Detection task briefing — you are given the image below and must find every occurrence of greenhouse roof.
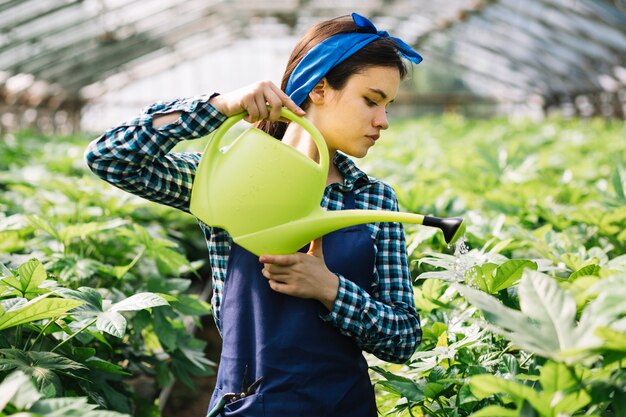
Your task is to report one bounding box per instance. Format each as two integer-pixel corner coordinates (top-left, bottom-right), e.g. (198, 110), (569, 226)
(1, 0), (625, 106)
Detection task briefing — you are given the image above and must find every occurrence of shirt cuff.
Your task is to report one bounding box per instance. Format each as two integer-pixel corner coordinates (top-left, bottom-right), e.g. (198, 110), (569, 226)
(148, 93), (227, 139)
(320, 273), (364, 326)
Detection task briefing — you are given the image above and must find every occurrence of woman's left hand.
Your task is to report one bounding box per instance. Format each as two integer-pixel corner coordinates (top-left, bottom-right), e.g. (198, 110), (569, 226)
(260, 238), (338, 311)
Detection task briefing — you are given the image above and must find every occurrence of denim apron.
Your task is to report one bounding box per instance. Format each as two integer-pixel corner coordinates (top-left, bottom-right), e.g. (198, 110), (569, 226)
(207, 191), (377, 417)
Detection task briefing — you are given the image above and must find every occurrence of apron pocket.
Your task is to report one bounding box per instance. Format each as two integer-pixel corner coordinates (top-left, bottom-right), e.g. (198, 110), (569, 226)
(210, 387), (265, 417)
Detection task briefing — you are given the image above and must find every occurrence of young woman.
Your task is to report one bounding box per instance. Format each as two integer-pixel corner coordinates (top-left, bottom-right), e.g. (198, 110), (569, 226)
(86, 13), (423, 417)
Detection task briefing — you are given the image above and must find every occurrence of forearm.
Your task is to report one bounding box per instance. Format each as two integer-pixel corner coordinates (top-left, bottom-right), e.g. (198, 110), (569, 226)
(321, 274), (421, 363)
(84, 95), (226, 212)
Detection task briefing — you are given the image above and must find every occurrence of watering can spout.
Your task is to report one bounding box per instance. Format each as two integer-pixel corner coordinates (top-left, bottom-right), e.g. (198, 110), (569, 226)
(234, 209), (466, 256)
(423, 216), (465, 246)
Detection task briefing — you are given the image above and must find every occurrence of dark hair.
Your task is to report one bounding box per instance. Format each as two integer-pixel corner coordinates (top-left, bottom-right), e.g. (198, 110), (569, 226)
(257, 15), (408, 138)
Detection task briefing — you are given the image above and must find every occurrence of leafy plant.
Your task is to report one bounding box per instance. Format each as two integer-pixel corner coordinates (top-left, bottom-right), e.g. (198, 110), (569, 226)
(0, 370), (131, 416)
(0, 132), (215, 416)
(362, 115), (626, 416)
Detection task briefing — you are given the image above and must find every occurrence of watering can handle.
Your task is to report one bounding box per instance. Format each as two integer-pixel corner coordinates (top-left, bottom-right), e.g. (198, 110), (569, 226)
(206, 108), (330, 176)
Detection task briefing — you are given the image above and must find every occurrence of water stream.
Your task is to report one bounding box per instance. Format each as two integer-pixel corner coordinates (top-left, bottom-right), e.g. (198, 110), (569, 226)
(450, 237), (473, 282)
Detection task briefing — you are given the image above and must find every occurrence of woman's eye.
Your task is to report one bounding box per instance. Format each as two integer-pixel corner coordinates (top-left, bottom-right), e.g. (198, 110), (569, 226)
(364, 98), (377, 107)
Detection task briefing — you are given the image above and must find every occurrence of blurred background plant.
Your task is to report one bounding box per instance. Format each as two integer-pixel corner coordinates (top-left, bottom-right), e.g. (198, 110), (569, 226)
(2, 0), (626, 415)
(1, 132), (214, 416)
(362, 115), (626, 417)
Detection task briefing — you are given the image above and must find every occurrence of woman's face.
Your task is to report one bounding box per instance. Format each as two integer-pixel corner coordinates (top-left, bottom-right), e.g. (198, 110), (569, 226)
(313, 66), (401, 158)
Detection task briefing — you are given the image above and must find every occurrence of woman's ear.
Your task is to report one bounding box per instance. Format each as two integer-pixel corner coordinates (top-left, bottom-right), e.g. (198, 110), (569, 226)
(308, 78), (329, 105)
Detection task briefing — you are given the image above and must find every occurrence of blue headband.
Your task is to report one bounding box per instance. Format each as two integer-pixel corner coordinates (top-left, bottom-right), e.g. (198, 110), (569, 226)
(285, 13), (423, 106)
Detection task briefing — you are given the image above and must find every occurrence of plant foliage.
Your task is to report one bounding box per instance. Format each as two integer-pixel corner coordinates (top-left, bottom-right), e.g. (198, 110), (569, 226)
(362, 115), (626, 417)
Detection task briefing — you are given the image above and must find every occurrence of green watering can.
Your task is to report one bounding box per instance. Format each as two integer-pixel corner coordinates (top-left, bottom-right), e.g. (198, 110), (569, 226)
(189, 108), (465, 255)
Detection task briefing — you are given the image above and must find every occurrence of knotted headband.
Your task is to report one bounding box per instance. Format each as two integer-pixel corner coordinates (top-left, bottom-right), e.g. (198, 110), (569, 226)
(285, 13), (423, 106)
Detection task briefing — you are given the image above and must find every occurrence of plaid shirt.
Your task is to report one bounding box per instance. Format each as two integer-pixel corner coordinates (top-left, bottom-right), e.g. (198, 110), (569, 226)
(85, 95), (421, 363)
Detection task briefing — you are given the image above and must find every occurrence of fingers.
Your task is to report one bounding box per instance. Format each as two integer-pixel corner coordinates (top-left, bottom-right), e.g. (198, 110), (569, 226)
(212, 80), (305, 121)
(268, 83), (305, 117)
(265, 88), (283, 122)
(259, 254), (300, 280)
(239, 81), (304, 123)
(259, 254), (298, 267)
(261, 265), (289, 279)
(243, 93), (268, 123)
(267, 279), (288, 293)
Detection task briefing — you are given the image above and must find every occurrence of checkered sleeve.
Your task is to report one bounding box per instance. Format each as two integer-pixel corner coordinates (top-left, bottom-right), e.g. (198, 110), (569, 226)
(321, 182), (422, 363)
(84, 94), (227, 212)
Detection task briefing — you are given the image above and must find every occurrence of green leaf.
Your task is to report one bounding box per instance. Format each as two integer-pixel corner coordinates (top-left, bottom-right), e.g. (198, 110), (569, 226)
(111, 248), (144, 280)
(580, 274), (626, 331)
(27, 215), (62, 241)
(152, 310), (183, 350)
(0, 262), (14, 279)
(96, 311), (126, 338)
(109, 292), (168, 312)
(469, 405), (518, 417)
(414, 285), (441, 312)
(0, 371), (32, 411)
(470, 374), (546, 410)
(86, 358), (132, 376)
(71, 347), (96, 362)
(611, 165), (626, 202)
(371, 366), (425, 403)
(538, 361), (577, 394)
(0, 350), (88, 395)
(17, 260), (47, 295)
(492, 260), (537, 293)
(153, 247), (190, 275)
(29, 396), (94, 414)
(0, 270), (23, 294)
(519, 400), (540, 417)
(499, 354), (520, 377)
(569, 264), (601, 281)
(57, 287), (103, 314)
(178, 344), (215, 371)
(552, 390), (591, 415)
(456, 270), (595, 361)
(0, 371), (42, 410)
(595, 327), (626, 352)
(456, 283), (551, 356)
(428, 366), (446, 382)
(58, 257), (103, 282)
(0, 349), (87, 373)
(424, 382), (445, 398)
(86, 410), (133, 417)
(170, 294), (211, 316)
(612, 389), (626, 417)
(518, 270), (577, 351)
(470, 374), (525, 400)
(147, 277), (191, 294)
(0, 296), (84, 331)
(467, 263), (498, 293)
(59, 219), (128, 244)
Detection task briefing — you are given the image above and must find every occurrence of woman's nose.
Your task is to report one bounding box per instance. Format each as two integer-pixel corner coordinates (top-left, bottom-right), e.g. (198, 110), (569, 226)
(373, 108), (389, 130)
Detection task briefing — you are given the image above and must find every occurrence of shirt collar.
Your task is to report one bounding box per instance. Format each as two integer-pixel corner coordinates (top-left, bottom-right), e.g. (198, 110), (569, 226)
(332, 152), (371, 189)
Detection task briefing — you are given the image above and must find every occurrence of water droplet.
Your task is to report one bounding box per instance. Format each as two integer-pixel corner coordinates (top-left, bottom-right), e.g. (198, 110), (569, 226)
(451, 236), (471, 282)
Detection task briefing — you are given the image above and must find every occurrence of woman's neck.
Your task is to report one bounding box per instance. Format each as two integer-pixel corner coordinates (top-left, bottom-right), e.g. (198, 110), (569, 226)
(282, 123), (343, 185)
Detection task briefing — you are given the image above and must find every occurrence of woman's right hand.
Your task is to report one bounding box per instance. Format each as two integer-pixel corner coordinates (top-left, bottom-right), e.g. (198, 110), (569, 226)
(209, 80), (305, 123)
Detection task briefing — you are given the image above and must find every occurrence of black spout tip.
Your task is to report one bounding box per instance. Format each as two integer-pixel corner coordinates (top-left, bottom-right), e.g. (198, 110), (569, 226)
(423, 216), (465, 244)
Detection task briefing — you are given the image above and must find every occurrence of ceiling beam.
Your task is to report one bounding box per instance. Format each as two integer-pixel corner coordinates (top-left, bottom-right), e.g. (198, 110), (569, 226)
(80, 30), (236, 98)
(1, 0), (223, 73)
(531, 0), (626, 55)
(475, 4), (601, 91)
(0, 0), (81, 32)
(62, 17), (232, 92)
